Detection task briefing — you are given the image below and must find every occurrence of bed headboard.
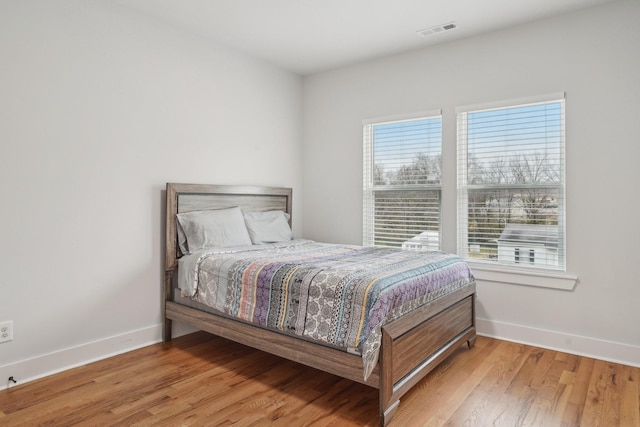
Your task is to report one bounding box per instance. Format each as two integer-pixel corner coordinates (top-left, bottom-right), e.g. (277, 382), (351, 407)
(165, 183), (293, 271)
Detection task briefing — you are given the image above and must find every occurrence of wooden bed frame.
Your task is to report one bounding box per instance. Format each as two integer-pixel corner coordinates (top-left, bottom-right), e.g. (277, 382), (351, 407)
(163, 183), (476, 426)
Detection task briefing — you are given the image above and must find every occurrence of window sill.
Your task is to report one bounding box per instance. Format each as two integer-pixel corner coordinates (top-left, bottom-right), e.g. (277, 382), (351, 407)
(468, 263), (578, 291)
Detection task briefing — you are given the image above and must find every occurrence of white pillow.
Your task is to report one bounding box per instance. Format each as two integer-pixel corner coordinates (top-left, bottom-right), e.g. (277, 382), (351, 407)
(176, 220), (191, 255)
(176, 207), (252, 253)
(242, 210), (293, 244)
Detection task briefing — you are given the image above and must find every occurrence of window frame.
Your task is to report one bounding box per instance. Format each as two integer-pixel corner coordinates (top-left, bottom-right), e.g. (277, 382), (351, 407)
(363, 110), (443, 250)
(456, 93), (575, 286)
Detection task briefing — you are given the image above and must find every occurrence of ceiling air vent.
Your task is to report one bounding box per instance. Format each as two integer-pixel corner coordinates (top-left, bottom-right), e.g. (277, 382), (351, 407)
(417, 22), (457, 37)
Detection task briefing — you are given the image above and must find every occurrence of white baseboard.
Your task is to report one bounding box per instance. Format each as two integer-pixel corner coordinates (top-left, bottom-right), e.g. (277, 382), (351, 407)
(3, 320), (638, 392)
(476, 318), (640, 368)
(0, 324), (163, 391)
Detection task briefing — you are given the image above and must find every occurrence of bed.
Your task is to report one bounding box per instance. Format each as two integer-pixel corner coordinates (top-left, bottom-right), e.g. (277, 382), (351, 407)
(163, 183), (476, 426)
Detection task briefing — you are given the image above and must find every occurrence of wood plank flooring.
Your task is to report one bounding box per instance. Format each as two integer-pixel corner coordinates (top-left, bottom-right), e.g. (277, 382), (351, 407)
(1, 331), (638, 426)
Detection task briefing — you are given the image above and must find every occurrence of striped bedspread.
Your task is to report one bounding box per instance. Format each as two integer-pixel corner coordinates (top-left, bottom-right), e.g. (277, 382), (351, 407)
(178, 240), (475, 379)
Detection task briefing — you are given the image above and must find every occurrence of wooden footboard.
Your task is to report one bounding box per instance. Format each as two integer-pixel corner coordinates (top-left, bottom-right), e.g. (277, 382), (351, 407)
(379, 285), (476, 425)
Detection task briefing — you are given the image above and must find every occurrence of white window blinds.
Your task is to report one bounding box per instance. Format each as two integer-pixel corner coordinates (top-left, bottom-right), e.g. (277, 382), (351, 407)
(363, 112), (442, 250)
(457, 95), (566, 270)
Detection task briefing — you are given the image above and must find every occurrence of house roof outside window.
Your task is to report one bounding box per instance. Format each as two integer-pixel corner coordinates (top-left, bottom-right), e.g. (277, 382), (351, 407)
(497, 223), (558, 248)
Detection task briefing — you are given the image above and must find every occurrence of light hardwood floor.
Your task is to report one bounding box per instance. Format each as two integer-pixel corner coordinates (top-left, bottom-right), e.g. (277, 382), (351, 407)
(1, 331), (638, 426)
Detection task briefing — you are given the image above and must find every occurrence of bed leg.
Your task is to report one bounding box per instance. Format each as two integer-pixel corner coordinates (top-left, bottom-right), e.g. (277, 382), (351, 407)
(379, 329), (399, 426)
(467, 334), (477, 349)
(163, 270), (174, 342)
(163, 318), (173, 342)
(380, 400), (400, 426)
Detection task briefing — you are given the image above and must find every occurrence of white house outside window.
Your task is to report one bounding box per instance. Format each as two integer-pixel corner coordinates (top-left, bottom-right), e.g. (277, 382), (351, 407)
(457, 95), (566, 271)
(363, 112), (442, 250)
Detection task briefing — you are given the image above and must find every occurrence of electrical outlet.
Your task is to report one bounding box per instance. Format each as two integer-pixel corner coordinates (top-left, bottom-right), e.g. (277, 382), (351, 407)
(0, 321), (13, 343)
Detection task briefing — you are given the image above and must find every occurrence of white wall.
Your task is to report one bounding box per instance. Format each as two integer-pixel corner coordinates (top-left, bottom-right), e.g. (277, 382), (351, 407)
(0, 0), (302, 386)
(302, 0), (640, 365)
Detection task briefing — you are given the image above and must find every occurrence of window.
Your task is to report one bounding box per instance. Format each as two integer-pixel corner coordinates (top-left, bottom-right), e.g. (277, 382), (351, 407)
(457, 95), (565, 271)
(363, 112), (442, 250)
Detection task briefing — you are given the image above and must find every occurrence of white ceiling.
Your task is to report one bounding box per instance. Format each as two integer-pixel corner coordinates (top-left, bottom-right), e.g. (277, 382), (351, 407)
(113, 0), (616, 75)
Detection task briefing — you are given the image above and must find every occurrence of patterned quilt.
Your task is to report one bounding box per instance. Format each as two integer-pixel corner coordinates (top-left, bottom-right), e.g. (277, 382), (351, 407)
(178, 240), (475, 380)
